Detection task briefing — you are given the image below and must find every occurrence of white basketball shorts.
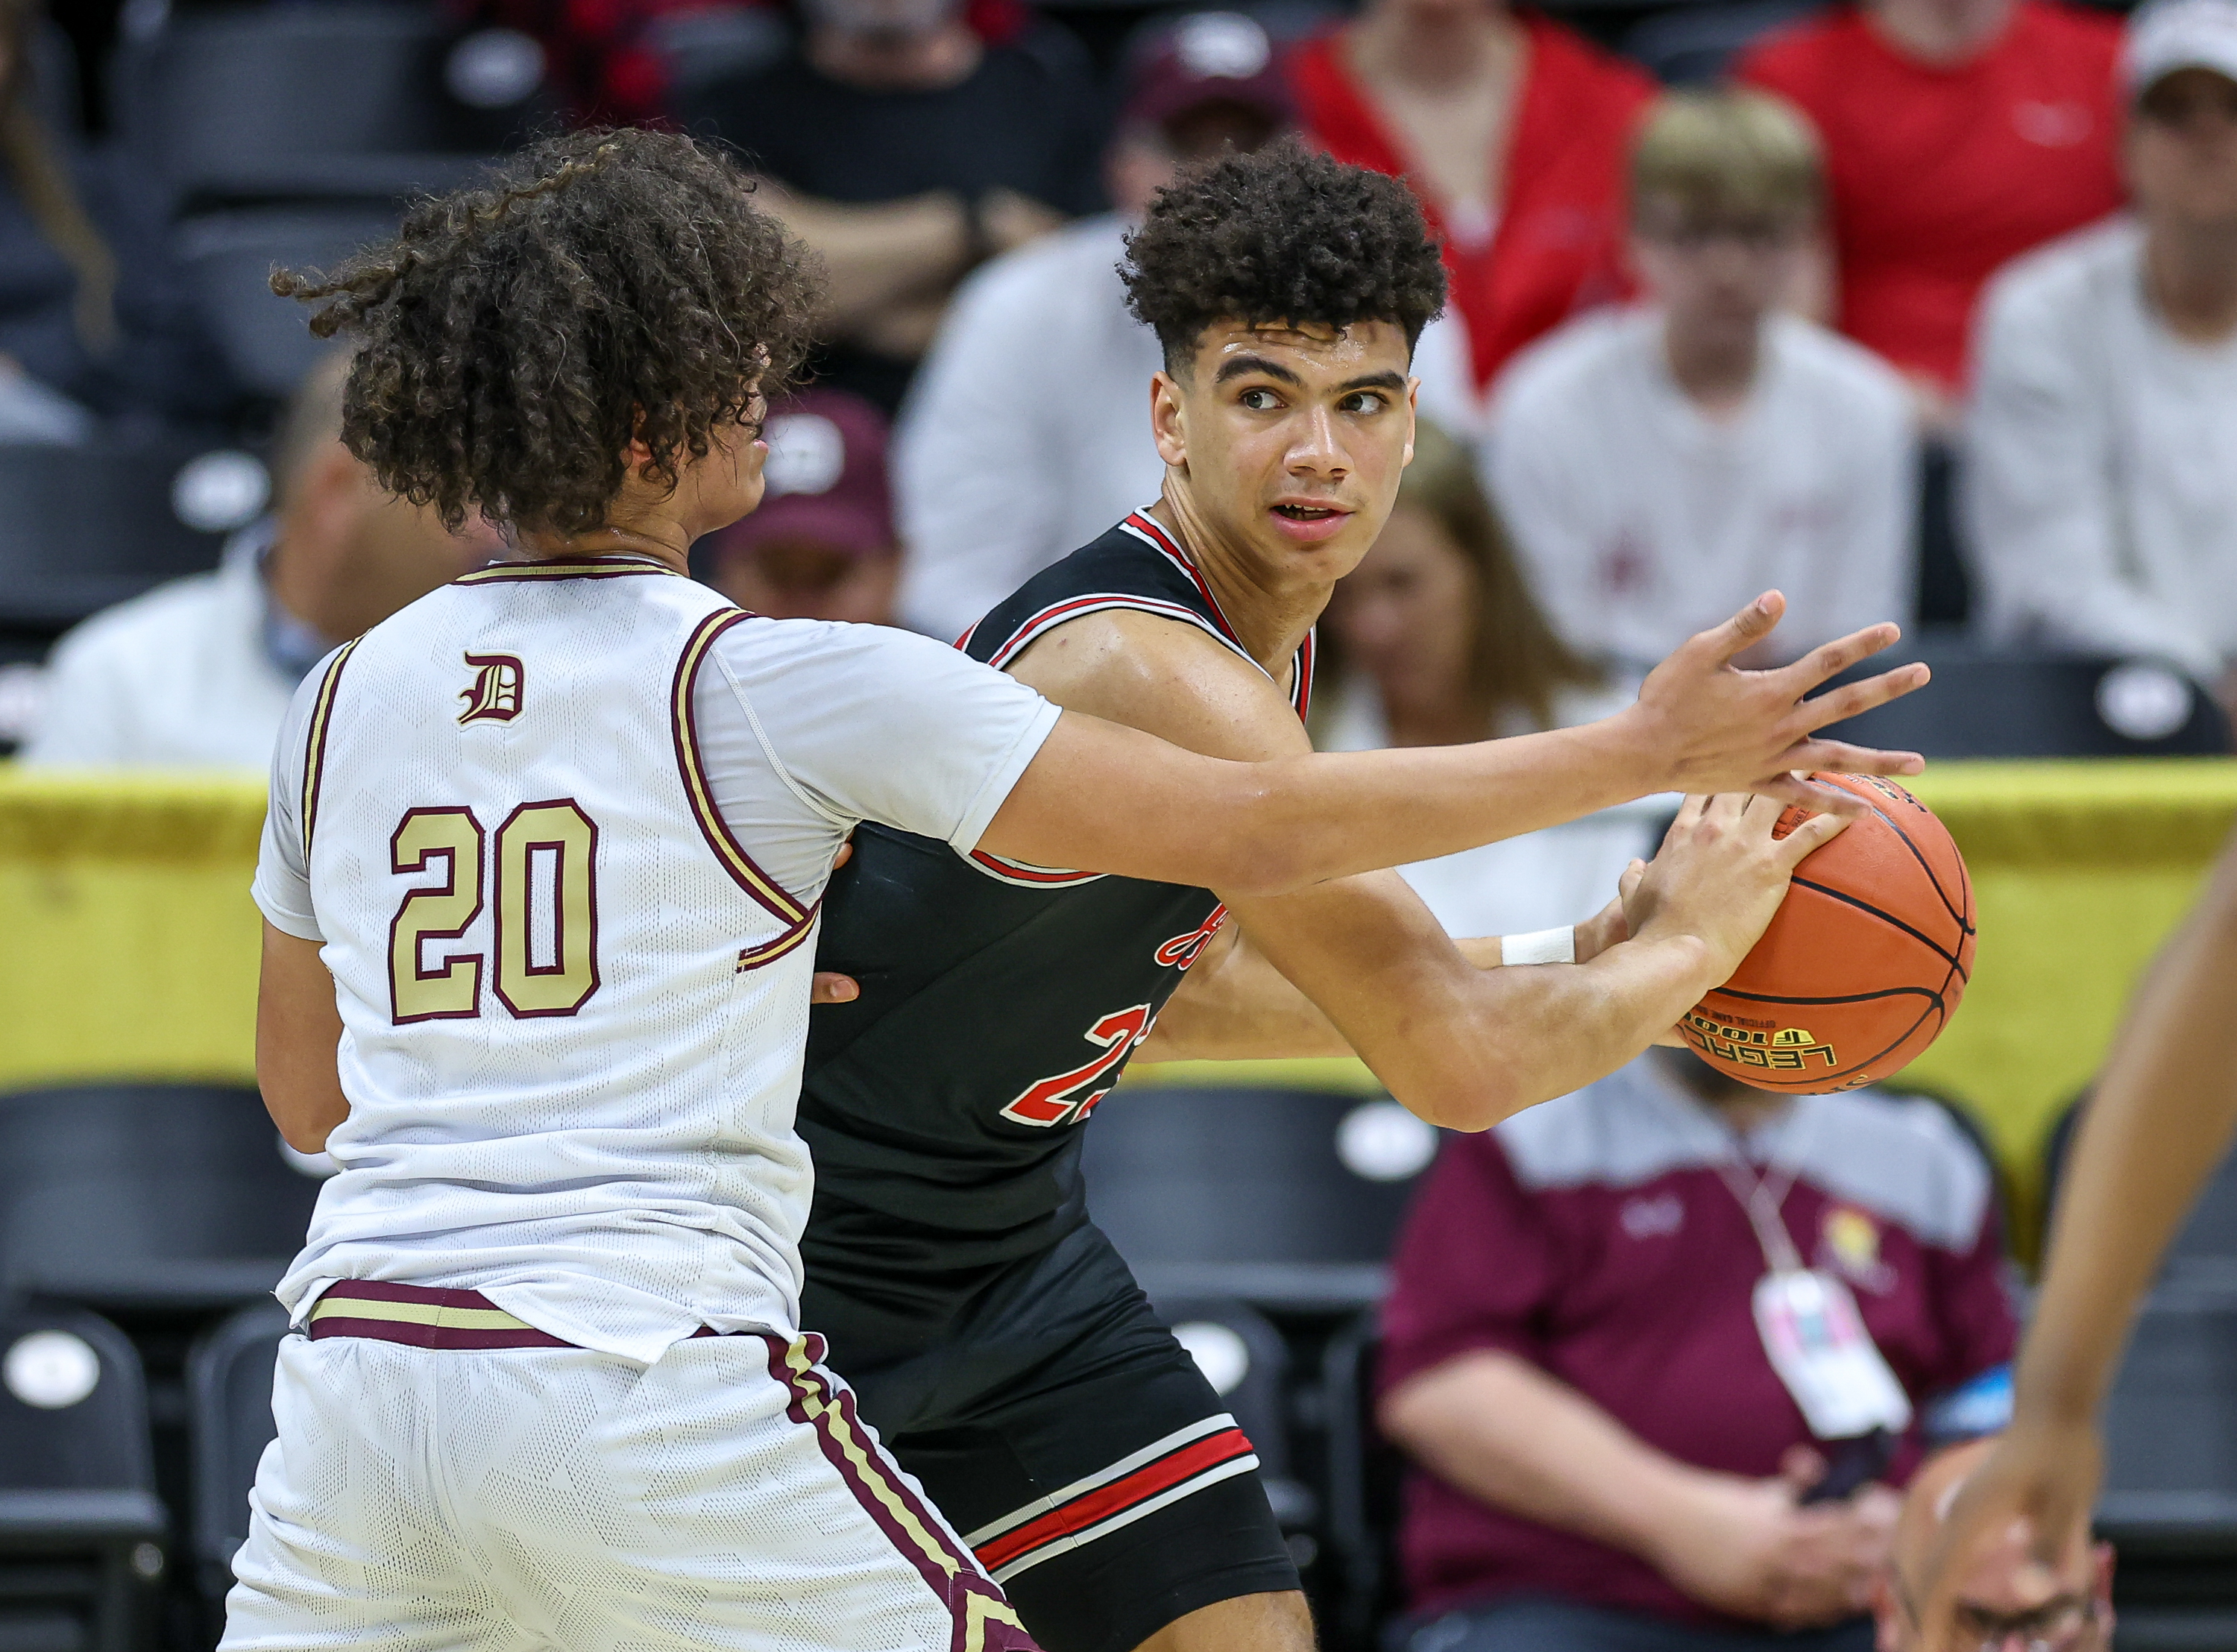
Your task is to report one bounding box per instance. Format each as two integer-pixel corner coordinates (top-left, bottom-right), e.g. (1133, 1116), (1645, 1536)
(220, 1318), (1039, 1652)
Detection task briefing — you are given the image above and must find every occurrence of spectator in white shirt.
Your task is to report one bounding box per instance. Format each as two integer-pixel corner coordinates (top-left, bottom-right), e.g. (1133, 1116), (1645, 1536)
(1317, 419), (1661, 939)
(21, 352), (497, 767)
(890, 12), (1291, 640)
(1967, 0), (2237, 702)
(1488, 90), (1917, 678)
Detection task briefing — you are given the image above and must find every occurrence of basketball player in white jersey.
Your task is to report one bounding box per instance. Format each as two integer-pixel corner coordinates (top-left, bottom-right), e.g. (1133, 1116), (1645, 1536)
(233, 130), (1928, 1652)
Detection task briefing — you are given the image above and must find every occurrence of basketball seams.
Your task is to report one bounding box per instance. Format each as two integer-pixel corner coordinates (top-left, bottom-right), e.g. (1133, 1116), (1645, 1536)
(1699, 774), (1975, 1094)
(1860, 788), (1974, 942)
(1788, 875), (1973, 984)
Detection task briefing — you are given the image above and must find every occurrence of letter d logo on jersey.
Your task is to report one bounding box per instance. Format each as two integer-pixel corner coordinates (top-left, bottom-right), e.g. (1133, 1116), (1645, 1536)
(459, 652), (523, 724)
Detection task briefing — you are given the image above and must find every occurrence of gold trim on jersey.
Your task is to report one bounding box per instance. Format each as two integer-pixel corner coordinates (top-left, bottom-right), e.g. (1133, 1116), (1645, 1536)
(453, 555), (679, 584)
(300, 637), (360, 864)
(671, 611), (817, 935)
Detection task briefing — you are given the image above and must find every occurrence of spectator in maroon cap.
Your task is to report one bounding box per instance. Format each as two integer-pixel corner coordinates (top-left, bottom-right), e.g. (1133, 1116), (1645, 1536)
(1375, 1047), (2017, 1652)
(697, 389), (902, 626)
(1286, 0), (1655, 417)
(1736, 0), (2124, 420)
(891, 11), (1292, 640)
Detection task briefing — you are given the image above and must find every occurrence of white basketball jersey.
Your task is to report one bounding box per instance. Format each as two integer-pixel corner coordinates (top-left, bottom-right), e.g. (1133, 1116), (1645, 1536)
(279, 557), (826, 1362)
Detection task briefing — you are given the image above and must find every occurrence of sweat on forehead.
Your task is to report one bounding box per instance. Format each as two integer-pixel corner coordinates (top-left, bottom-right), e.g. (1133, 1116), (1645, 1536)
(1121, 136), (1447, 372)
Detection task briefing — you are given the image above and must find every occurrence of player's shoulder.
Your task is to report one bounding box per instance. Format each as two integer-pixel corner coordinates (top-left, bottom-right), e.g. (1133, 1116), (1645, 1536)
(1007, 602), (1288, 753)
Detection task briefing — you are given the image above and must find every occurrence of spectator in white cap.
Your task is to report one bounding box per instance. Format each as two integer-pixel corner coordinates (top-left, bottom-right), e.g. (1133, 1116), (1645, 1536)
(890, 10), (1293, 640)
(1966, 0), (2237, 706)
(697, 388), (903, 626)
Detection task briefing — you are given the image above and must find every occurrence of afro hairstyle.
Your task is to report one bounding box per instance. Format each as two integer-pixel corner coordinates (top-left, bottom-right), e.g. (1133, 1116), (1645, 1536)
(1121, 138), (1447, 372)
(273, 128), (822, 539)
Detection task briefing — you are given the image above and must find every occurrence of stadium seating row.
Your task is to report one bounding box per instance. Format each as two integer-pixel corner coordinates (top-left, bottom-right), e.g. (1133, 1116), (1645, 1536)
(6, 1082), (2237, 1651)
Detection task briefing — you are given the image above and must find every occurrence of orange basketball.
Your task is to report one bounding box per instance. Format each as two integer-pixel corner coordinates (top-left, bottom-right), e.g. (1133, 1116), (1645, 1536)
(1682, 774), (1975, 1094)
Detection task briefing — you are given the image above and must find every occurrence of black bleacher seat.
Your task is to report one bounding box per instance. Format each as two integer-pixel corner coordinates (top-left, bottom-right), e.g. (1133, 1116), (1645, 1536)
(174, 207), (401, 400)
(2095, 1281), (2237, 1650)
(0, 444), (239, 637)
(1621, 0), (1822, 83)
(1151, 1296), (1318, 1540)
(1319, 1318), (1403, 1645)
(113, 4), (546, 212)
(1816, 639), (2231, 758)
(184, 1299), (288, 1606)
(1081, 1087), (1441, 1314)
(0, 1086), (321, 1314)
(0, 1299), (167, 1652)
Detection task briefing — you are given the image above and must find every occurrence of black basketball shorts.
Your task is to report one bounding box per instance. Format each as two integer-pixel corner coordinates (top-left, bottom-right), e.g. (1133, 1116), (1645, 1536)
(800, 1220), (1302, 1652)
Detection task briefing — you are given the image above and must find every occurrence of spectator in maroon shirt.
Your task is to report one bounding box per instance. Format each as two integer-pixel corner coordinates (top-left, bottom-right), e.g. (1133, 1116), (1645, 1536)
(1376, 1048), (2017, 1652)
(1737, 0), (2124, 425)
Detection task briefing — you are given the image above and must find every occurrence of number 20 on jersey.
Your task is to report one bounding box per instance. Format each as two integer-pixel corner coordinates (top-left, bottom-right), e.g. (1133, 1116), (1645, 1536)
(388, 801), (600, 1024)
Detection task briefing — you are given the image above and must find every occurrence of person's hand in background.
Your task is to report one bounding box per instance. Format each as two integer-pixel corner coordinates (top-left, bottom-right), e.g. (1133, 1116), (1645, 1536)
(1648, 1455), (1898, 1630)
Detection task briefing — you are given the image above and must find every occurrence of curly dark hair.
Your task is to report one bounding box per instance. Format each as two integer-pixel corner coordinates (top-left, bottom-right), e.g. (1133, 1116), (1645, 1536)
(1121, 138), (1447, 372)
(272, 128), (822, 537)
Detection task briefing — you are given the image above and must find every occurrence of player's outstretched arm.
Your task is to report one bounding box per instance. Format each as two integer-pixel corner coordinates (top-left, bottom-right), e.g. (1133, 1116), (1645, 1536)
(983, 593), (1926, 896)
(1136, 897), (1629, 1064)
(1919, 826), (2237, 1627)
(1201, 796), (1845, 1129)
(257, 921), (350, 1153)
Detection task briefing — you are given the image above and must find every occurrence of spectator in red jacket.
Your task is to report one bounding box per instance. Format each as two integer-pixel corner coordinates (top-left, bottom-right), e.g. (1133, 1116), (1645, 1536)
(1737, 0), (2124, 419)
(1288, 0), (1654, 406)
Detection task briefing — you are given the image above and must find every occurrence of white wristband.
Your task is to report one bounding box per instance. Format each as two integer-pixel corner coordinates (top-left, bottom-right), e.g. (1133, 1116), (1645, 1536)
(1503, 924), (1576, 966)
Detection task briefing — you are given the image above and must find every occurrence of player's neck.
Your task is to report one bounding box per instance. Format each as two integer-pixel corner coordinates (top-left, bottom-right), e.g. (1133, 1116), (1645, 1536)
(513, 524), (692, 576)
(1145, 494), (1327, 681)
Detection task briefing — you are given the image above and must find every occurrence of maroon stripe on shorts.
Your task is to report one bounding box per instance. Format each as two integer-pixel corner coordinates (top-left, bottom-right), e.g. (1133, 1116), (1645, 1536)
(308, 1281), (574, 1349)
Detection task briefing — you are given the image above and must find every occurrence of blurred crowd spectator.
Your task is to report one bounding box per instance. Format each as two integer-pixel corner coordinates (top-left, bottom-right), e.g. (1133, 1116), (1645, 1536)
(1969, 0), (2237, 700)
(890, 10), (1291, 639)
(679, 0), (1105, 414)
(1488, 90), (1914, 677)
(1737, 0), (2124, 422)
(1313, 419), (1655, 936)
(20, 353), (494, 766)
(699, 387), (902, 624)
(1290, 0), (1652, 414)
(0, 0), (234, 438)
(1377, 1047), (2016, 1652)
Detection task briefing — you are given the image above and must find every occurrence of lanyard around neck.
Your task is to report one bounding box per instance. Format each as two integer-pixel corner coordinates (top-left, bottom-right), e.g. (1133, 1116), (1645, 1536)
(1711, 1133), (1808, 1276)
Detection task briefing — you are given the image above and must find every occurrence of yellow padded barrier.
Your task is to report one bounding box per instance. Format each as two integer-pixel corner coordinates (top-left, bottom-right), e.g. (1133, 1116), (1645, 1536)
(0, 769), (267, 1089)
(3, 760), (2236, 1219)
(1127, 760), (2237, 1226)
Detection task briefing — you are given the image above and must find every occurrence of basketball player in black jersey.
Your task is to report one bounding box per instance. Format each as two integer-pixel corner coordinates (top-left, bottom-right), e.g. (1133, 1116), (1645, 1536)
(798, 142), (1931, 1652)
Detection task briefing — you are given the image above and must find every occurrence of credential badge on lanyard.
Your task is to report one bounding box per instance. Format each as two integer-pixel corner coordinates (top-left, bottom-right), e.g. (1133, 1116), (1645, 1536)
(1716, 1136), (1913, 1442)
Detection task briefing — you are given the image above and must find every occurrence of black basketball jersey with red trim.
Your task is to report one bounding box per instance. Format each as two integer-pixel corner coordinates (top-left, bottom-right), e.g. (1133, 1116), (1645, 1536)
(799, 511), (1312, 1283)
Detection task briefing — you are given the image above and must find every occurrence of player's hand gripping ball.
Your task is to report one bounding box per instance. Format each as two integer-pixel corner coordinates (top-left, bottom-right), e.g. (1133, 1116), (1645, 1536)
(1684, 774), (1975, 1093)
